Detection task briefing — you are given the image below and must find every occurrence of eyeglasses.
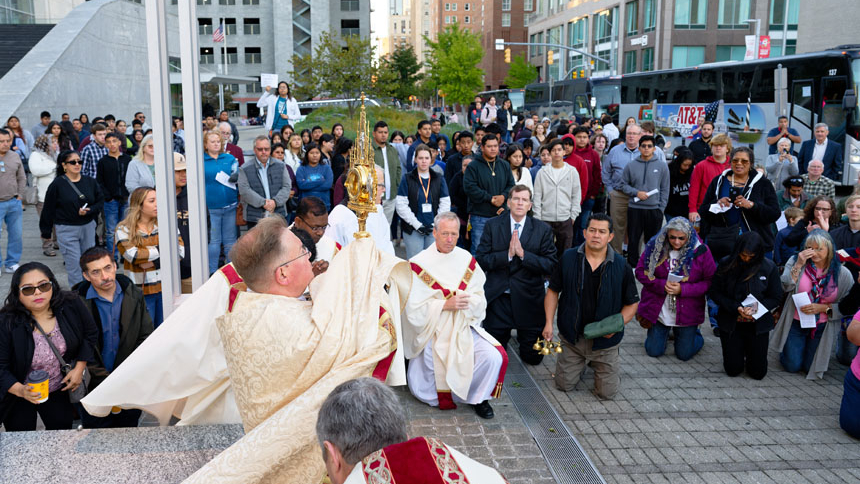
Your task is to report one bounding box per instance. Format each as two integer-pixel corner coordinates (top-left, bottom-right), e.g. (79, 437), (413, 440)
(298, 216), (329, 233)
(64, 159), (82, 165)
(276, 247), (310, 271)
(639, 144), (654, 149)
(20, 281), (52, 296)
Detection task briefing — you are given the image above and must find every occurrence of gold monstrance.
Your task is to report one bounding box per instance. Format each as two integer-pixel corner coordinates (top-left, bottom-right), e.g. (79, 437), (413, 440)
(344, 93), (378, 238)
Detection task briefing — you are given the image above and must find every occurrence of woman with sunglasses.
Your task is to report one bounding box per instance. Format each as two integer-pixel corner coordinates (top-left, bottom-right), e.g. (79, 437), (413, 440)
(635, 217), (716, 361)
(39, 150), (104, 286)
(0, 262), (98, 431)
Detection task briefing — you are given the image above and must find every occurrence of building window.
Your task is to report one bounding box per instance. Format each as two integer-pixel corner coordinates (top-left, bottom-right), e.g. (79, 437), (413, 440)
(643, 0), (656, 32)
(452, 3), (457, 11)
(224, 18), (236, 35)
(200, 47), (214, 64)
(225, 83), (239, 92)
(243, 0), (260, 4)
(197, 0), (211, 5)
(674, 0), (708, 29)
(594, 10), (614, 44)
(568, 17), (587, 47)
(445, 3), (450, 11)
(341, 0), (359, 11)
(464, 3), (470, 10)
(642, 47), (654, 71)
(221, 47), (238, 64)
(524, 0), (532, 10)
(341, 19), (360, 36)
(246, 81), (262, 93)
(198, 18), (212, 35)
(523, 15), (528, 27)
(501, 13), (511, 27)
(245, 47), (262, 64)
(623, 50), (637, 73)
(594, 49), (611, 72)
(671, 45), (705, 68)
(465, 16), (470, 24)
(715, 45), (746, 61)
(769, 0), (799, 29)
(401, 20), (406, 33)
(548, 26), (561, 45)
(625, 1), (638, 36)
(502, 0), (511, 11)
(718, 0), (751, 28)
(243, 18), (260, 35)
(218, 0), (235, 5)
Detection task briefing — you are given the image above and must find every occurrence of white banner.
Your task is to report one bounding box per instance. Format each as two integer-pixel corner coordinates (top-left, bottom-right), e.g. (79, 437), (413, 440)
(744, 35), (757, 60)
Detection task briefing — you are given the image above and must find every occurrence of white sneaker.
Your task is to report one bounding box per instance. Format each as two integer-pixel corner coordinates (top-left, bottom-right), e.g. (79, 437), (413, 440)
(5, 264), (19, 273)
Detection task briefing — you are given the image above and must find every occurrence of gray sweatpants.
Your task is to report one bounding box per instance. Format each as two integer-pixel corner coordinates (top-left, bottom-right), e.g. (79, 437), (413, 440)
(55, 221), (96, 287)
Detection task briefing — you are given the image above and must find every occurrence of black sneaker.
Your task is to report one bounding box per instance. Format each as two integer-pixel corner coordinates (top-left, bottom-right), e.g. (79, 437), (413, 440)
(471, 400), (494, 419)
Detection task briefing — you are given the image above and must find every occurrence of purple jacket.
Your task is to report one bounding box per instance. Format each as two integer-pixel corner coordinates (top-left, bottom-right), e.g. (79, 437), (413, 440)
(635, 243), (716, 327)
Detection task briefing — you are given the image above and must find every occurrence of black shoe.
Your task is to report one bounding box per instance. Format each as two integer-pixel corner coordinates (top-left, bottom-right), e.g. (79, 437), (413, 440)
(712, 327), (721, 337)
(471, 400), (494, 419)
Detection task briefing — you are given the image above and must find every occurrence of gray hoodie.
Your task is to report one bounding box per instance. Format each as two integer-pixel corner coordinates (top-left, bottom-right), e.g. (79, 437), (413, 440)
(620, 155), (670, 211)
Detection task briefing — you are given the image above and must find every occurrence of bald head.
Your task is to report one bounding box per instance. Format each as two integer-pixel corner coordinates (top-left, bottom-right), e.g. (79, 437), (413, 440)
(807, 159), (824, 179)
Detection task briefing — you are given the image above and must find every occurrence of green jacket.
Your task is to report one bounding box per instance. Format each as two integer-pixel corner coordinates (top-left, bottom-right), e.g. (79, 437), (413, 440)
(373, 141), (402, 201)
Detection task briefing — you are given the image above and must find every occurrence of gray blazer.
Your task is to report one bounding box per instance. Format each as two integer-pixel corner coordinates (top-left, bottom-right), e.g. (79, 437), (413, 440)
(236, 158), (291, 222)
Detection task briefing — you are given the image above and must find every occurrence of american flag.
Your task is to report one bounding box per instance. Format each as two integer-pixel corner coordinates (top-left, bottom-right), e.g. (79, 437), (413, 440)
(212, 23), (224, 42)
(703, 100), (721, 122)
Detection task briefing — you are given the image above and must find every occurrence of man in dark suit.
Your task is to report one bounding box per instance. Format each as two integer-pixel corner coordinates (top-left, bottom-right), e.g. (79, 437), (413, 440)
(476, 185), (558, 365)
(798, 123), (843, 181)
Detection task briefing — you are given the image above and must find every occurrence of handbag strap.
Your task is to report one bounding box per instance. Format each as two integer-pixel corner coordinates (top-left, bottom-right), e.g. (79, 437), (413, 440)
(62, 175), (86, 201)
(32, 320), (71, 372)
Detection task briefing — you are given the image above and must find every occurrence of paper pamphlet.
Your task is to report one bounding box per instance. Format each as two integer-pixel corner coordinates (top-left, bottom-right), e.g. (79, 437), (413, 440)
(633, 188), (659, 203)
(775, 213), (788, 231)
(215, 171), (236, 190)
(260, 73), (278, 89)
(667, 273), (684, 283)
(791, 292), (818, 328)
(709, 203), (731, 214)
(741, 294), (769, 320)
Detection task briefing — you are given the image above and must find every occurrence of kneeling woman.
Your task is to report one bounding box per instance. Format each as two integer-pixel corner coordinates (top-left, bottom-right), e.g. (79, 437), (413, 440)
(841, 312), (860, 439)
(709, 232), (782, 379)
(635, 217), (716, 361)
(772, 229), (852, 379)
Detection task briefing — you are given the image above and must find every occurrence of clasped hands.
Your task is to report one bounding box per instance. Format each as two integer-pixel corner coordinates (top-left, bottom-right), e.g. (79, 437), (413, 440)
(664, 281), (681, 295)
(508, 230), (524, 259)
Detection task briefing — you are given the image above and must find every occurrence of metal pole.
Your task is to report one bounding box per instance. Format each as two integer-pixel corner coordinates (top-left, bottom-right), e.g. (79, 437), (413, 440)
(781, 0), (789, 56)
(178, 0), (210, 290)
(143, 0), (180, 317)
(218, 17), (224, 112)
(754, 19), (761, 60)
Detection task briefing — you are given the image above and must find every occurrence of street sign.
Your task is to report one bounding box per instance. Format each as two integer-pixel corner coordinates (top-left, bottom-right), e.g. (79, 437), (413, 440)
(495, 38), (504, 51)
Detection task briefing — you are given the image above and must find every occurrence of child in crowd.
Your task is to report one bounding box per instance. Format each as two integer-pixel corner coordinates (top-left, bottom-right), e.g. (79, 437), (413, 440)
(774, 206), (804, 267)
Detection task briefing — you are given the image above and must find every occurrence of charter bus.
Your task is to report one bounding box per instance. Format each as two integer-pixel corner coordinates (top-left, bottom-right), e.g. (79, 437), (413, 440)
(477, 88), (525, 113)
(618, 47), (860, 185)
(523, 78), (622, 126)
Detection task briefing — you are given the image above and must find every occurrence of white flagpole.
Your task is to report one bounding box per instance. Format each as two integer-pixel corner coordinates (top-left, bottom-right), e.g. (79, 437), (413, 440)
(218, 17), (224, 112)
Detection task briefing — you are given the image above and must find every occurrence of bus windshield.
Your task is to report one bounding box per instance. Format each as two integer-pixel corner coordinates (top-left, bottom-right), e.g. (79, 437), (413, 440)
(853, 58), (860, 126)
(592, 83), (620, 124)
(508, 91), (524, 113)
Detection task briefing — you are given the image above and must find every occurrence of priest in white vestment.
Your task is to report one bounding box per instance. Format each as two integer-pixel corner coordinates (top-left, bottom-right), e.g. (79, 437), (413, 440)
(318, 378), (509, 484)
(82, 263), (245, 425)
(403, 211), (507, 419)
(183, 217), (411, 484)
(325, 166), (395, 255)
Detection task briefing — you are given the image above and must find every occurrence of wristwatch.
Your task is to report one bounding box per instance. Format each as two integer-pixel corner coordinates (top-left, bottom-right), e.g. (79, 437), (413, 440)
(826, 304), (833, 317)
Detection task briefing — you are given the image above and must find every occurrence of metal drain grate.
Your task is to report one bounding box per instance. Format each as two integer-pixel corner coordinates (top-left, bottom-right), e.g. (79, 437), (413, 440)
(504, 352), (606, 484)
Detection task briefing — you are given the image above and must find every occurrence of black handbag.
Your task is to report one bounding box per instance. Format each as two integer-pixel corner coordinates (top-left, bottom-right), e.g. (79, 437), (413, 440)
(33, 321), (90, 404)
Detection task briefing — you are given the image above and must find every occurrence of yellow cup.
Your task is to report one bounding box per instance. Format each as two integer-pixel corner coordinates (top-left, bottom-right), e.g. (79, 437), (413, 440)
(26, 370), (49, 404)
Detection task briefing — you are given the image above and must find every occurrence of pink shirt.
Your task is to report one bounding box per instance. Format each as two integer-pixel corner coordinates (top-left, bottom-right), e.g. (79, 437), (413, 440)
(794, 266), (837, 324)
(852, 310), (860, 380)
(31, 325), (66, 392)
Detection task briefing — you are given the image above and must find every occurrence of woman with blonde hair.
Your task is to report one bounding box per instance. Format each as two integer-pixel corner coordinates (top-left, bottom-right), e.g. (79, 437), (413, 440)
(116, 187), (184, 328)
(125, 134), (156, 196)
(772, 229), (852, 380)
(203, 129), (238, 274)
(284, 133), (303, 172)
(29, 135), (58, 256)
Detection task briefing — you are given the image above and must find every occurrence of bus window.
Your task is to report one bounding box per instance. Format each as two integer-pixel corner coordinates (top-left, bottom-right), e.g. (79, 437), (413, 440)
(574, 95), (589, 117)
(821, 76), (848, 136)
(698, 70), (718, 101)
(791, 79), (814, 130)
(508, 91), (524, 112)
(593, 82), (621, 124)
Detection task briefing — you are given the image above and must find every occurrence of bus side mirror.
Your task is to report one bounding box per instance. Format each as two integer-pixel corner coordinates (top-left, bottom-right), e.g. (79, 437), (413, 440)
(844, 89), (856, 111)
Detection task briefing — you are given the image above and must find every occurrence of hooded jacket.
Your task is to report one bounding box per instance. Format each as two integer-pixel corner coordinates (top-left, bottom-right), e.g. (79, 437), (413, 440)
(688, 155), (728, 213)
(620, 155), (670, 211)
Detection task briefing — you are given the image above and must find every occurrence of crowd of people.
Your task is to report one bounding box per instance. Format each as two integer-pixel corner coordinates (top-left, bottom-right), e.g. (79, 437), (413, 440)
(0, 94), (858, 454)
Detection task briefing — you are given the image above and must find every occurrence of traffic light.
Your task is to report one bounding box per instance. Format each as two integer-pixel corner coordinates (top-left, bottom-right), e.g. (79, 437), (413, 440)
(572, 70), (578, 79)
(504, 48), (511, 63)
(579, 69), (585, 78)
(547, 50), (553, 65)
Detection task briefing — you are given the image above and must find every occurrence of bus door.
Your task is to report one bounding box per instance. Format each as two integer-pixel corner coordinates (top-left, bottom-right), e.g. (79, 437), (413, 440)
(790, 79), (815, 133)
(820, 75), (848, 140)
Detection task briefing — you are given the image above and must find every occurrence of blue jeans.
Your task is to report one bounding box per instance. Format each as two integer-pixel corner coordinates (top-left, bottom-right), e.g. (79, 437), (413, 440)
(644, 322), (704, 361)
(574, 198), (595, 246)
(208, 205), (238, 274)
(780, 319), (825, 374)
(144, 292), (164, 328)
(503, 131), (512, 144)
(0, 198), (23, 269)
(840, 369), (860, 439)
(403, 229), (435, 259)
(103, 200), (127, 260)
(836, 327), (859, 365)
(469, 215), (491, 255)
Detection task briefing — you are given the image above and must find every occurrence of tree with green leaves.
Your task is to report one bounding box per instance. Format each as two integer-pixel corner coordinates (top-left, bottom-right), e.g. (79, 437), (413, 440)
(503, 53), (538, 88)
(424, 25), (484, 107)
(289, 32), (395, 116)
(383, 44), (423, 102)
